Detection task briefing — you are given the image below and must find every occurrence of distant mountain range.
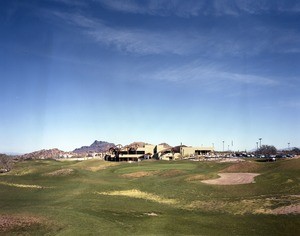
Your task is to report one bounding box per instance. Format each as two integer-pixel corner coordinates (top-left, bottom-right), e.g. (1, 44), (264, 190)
(73, 141), (173, 153)
(13, 140), (173, 159)
(73, 140), (115, 154)
(4, 141), (299, 159)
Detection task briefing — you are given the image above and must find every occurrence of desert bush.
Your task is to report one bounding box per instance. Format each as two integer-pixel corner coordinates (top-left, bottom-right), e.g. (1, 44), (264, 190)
(0, 154), (13, 172)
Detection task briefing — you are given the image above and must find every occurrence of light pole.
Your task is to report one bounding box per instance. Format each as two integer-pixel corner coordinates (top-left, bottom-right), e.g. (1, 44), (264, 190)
(259, 138), (262, 148)
(288, 142), (290, 150)
(256, 141), (258, 151)
(222, 141), (224, 152)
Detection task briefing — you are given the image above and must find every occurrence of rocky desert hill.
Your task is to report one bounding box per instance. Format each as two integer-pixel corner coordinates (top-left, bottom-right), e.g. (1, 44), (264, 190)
(20, 148), (71, 160)
(124, 142), (148, 148)
(159, 143), (172, 148)
(73, 140), (115, 154)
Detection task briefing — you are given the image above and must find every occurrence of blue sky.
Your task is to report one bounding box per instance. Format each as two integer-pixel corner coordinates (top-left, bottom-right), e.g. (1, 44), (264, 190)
(1, 0), (300, 153)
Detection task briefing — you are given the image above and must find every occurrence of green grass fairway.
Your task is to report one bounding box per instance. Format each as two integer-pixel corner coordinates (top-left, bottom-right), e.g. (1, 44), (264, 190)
(0, 159), (299, 235)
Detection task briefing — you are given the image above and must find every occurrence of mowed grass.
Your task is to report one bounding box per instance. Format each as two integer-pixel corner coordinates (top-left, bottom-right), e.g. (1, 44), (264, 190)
(0, 158), (299, 235)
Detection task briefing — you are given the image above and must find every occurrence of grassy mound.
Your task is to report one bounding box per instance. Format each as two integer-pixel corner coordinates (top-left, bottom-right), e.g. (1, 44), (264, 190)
(220, 161), (262, 172)
(121, 171), (158, 178)
(44, 168), (74, 176)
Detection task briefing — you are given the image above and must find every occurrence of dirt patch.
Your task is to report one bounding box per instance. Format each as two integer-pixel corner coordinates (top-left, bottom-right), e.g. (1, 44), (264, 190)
(201, 173), (260, 185)
(159, 169), (184, 177)
(0, 214), (44, 232)
(122, 171), (159, 178)
(96, 189), (178, 205)
(44, 168), (74, 176)
(221, 161), (262, 173)
(271, 204), (300, 215)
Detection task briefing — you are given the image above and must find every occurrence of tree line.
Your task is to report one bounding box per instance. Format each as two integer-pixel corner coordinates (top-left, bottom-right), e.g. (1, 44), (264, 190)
(256, 145), (300, 156)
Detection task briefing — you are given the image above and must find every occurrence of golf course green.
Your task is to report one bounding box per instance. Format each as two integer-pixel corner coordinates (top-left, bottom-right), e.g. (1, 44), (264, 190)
(0, 158), (299, 235)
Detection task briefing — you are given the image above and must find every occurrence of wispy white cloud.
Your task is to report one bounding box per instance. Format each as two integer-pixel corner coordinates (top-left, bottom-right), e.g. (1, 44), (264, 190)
(51, 0), (88, 7)
(41, 7), (300, 56)
(88, 26), (199, 55)
(144, 61), (278, 88)
(96, 0), (300, 17)
(40, 10), (261, 56)
(43, 10), (210, 55)
(210, 0), (240, 16)
(236, 0), (300, 15)
(49, 11), (99, 28)
(96, 0), (206, 17)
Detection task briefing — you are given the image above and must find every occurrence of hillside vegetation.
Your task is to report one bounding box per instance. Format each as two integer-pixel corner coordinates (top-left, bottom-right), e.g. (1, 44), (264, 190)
(0, 158), (299, 235)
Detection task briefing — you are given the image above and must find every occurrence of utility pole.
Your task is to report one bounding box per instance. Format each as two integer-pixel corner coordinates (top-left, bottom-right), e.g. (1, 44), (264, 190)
(288, 142), (290, 150)
(256, 142), (258, 151)
(222, 141), (224, 152)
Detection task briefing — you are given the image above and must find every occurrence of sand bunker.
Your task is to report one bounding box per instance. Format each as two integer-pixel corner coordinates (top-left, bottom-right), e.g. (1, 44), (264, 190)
(201, 173), (260, 185)
(0, 181), (49, 189)
(44, 168), (74, 176)
(96, 189), (178, 205)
